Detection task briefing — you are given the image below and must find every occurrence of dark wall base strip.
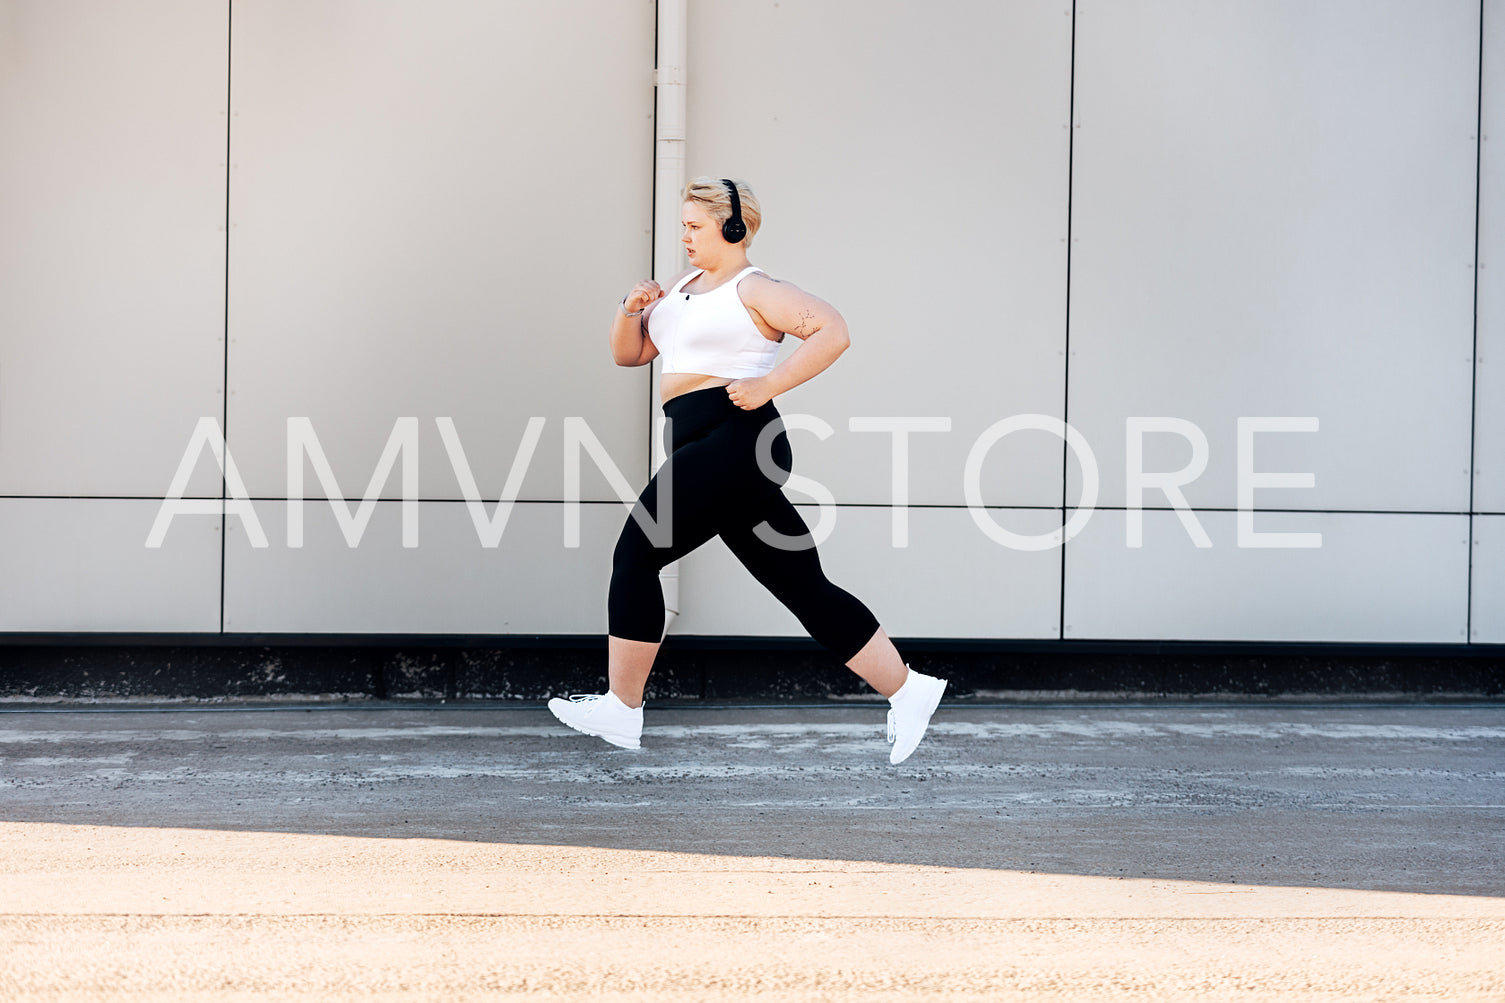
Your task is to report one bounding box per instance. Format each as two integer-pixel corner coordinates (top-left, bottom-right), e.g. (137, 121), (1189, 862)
(0, 635), (1499, 700)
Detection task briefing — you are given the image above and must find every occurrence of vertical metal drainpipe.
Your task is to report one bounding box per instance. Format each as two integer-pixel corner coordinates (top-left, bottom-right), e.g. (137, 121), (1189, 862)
(653, 0), (687, 637)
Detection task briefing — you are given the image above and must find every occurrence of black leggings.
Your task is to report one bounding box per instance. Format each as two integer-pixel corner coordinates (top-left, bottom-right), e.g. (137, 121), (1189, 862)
(608, 386), (881, 663)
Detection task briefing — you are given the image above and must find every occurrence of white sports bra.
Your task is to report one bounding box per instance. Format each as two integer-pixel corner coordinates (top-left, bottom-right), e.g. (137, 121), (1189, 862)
(646, 265), (782, 379)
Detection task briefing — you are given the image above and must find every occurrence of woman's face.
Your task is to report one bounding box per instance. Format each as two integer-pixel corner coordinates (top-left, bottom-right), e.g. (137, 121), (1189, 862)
(681, 199), (726, 266)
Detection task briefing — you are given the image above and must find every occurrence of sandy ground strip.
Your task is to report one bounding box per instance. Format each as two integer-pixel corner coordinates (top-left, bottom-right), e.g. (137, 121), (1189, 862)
(1, 821), (1501, 1001)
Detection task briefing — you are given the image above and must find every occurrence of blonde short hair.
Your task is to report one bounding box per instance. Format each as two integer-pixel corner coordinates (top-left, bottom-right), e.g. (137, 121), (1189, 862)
(683, 176), (762, 246)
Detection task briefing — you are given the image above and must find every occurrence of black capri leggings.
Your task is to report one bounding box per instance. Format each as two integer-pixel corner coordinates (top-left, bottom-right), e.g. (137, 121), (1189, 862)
(608, 386), (881, 663)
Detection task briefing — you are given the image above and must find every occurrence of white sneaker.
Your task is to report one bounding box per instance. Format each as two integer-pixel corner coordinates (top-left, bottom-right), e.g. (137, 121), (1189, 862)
(885, 667), (946, 765)
(547, 691), (643, 750)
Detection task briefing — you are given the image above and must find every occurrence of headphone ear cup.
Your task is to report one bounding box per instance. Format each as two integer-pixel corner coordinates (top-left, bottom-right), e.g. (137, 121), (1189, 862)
(719, 178), (747, 244)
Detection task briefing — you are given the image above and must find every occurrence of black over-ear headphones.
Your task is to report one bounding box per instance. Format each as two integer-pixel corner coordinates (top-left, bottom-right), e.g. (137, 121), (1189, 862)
(720, 178), (747, 244)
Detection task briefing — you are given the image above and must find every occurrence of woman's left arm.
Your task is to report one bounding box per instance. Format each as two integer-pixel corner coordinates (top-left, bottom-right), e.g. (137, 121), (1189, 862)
(726, 275), (851, 410)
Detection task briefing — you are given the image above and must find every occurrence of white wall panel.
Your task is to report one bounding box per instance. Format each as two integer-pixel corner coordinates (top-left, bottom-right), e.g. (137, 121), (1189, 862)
(0, 0), (227, 498)
(1064, 510), (1470, 642)
(0, 1), (1490, 650)
(224, 500), (621, 633)
(1068, 0), (1478, 512)
(1471, 514), (1505, 642)
(0, 499), (220, 631)
(687, 0), (1072, 508)
(1476, 0), (1505, 512)
(227, 0), (655, 504)
(670, 506), (1063, 641)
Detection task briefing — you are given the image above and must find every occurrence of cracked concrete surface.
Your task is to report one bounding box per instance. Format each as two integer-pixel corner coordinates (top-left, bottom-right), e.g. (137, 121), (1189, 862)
(1, 701), (1502, 999)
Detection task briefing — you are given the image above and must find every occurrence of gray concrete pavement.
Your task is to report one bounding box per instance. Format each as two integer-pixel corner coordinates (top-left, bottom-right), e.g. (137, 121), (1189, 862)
(2, 700), (1503, 999)
(3, 701), (1502, 893)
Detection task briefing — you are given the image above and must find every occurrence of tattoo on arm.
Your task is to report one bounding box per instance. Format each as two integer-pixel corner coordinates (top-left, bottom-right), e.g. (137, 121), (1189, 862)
(792, 308), (816, 336)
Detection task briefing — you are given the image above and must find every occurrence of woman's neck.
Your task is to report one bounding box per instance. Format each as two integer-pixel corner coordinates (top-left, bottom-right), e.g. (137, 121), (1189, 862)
(696, 254), (752, 283)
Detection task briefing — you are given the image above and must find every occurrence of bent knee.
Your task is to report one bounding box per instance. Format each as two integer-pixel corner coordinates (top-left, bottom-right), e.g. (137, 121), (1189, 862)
(612, 519), (668, 576)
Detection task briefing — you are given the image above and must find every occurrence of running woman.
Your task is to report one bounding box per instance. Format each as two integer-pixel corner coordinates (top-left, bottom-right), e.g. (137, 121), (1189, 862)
(549, 178), (946, 764)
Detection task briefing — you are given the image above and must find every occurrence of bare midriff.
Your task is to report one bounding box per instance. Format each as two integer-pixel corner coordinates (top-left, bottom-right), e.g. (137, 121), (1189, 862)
(660, 373), (734, 404)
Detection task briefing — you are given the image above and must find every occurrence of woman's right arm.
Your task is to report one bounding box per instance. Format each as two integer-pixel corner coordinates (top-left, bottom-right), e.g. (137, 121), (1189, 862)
(609, 269), (694, 367)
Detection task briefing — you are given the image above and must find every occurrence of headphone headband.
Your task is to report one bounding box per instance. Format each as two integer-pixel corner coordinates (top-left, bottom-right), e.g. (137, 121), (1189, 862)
(720, 178), (747, 244)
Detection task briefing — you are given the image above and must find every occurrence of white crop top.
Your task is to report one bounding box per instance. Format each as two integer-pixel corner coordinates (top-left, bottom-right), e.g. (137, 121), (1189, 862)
(646, 265), (781, 378)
